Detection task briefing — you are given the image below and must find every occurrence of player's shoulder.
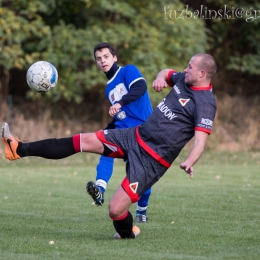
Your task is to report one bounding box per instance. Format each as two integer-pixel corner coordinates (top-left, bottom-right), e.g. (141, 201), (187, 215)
(196, 90), (217, 109)
(172, 71), (184, 78)
(122, 64), (140, 72)
(169, 71), (185, 82)
(121, 64), (143, 78)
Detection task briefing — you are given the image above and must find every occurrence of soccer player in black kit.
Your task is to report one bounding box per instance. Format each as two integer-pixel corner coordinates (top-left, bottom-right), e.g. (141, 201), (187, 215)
(2, 53), (217, 239)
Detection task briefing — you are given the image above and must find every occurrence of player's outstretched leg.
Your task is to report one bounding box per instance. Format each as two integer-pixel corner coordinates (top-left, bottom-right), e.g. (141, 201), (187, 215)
(1, 122), (86, 160)
(86, 181), (104, 206)
(2, 122), (21, 160)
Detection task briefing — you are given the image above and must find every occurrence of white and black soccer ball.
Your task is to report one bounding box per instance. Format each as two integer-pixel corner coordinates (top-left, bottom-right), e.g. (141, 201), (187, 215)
(26, 61), (58, 92)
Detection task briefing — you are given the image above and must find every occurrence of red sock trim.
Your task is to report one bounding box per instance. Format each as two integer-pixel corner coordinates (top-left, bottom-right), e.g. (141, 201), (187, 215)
(109, 211), (128, 221)
(72, 134), (81, 152)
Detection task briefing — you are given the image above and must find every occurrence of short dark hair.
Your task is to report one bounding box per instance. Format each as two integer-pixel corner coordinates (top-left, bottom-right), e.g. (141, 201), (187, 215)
(93, 42), (116, 58)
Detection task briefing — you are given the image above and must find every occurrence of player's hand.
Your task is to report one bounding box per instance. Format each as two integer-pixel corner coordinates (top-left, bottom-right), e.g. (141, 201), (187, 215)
(152, 79), (168, 92)
(180, 162), (194, 179)
(109, 103), (122, 116)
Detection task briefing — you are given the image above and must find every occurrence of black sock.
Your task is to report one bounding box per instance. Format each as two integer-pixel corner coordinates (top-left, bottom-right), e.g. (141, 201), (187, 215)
(16, 137), (76, 159)
(113, 211), (134, 239)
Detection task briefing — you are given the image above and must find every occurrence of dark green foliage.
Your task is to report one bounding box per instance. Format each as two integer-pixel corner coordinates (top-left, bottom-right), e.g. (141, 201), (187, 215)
(181, 0), (260, 96)
(2, 0), (259, 103)
(0, 0), (206, 104)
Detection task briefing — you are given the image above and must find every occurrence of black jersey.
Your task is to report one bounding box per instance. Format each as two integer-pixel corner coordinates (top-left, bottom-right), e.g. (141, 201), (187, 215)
(137, 70), (216, 167)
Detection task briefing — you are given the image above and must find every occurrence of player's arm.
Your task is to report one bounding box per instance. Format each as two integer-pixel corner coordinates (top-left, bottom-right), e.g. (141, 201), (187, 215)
(109, 79), (147, 116)
(119, 79), (147, 106)
(152, 69), (175, 92)
(179, 130), (209, 179)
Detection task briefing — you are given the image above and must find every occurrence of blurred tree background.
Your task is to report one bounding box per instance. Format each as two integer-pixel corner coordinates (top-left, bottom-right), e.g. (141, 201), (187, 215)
(0, 0), (259, 150)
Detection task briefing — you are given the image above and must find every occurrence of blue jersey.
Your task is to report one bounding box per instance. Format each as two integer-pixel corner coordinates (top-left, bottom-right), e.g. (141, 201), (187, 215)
(105, 65), (153, 129)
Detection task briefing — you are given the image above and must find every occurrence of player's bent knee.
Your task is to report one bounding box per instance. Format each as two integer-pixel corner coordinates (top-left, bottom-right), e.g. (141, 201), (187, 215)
(108, 203), (122, 219)
(108, 201), (128, 219)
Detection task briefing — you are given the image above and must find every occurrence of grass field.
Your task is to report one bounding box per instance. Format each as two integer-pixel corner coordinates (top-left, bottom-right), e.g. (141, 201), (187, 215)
(0, 150), (259, 260)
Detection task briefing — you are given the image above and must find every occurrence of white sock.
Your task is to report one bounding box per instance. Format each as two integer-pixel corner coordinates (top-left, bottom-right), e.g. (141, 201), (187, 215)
(96, 179), (107, 190)
(136, 205), (147, 213)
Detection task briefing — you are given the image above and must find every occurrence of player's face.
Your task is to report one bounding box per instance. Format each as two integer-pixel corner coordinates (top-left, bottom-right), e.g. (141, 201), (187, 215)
(184, 56), (201, 85)
(95, 48), (117, 73)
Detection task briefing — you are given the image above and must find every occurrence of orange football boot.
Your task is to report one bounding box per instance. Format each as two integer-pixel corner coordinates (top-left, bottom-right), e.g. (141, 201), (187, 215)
(113, 225), (141, 239)
(2, 122), (20, 160)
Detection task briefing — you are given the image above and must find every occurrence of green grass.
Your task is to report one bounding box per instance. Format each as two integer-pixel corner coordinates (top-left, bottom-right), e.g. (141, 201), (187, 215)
(0, 151), (259, 260)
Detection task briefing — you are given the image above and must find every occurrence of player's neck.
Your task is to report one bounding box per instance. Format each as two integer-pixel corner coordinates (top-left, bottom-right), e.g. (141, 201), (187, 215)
(190, 82), (212, 91)
(105, 62), (119, 80)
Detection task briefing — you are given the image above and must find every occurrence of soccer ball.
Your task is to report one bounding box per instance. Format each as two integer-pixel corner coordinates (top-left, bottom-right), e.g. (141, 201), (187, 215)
(26, 61), (58, 92)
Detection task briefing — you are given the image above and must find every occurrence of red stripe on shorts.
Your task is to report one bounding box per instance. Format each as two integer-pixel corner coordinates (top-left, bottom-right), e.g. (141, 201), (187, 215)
(135, 127), (171, 168)
(121, 177), (140, 203)
(95, 130), (125, 158)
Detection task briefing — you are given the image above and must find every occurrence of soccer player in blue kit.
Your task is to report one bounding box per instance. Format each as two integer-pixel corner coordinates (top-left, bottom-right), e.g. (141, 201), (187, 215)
(86, 43), (153, 223)
(2, 53), (217, 239)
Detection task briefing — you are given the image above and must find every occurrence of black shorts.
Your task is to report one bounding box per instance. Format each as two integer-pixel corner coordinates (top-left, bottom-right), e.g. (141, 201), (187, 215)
(95, 128), (168, 202)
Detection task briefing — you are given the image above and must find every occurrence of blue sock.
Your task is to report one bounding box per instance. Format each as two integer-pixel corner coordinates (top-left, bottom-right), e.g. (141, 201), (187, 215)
(136, 187), (152, 215)
(98, 186), (105, 194)
(96, 155), (114, 193)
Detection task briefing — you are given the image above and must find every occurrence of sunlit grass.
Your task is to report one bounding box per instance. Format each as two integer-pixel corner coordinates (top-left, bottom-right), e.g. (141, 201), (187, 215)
(0, 151), (259, 259)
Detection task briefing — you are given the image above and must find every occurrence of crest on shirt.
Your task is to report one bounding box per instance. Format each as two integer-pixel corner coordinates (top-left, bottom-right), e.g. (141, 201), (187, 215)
(117, 110), (126, 120)
(179, 98), (190, 106)
(109, 83), (128, 104)
(129, 182), (138, 193)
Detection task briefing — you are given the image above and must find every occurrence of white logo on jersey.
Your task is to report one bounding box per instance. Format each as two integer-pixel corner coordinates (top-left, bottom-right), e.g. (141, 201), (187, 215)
(173, 85), (181, 94)
(157, 98), (177, 120)
(117, 110), (126, 120)
(201, 118), (213, 126)
(109, 83), (128, 104)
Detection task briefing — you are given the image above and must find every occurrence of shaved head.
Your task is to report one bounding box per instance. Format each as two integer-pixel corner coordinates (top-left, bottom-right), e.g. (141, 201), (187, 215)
(193, 54), (217, 79)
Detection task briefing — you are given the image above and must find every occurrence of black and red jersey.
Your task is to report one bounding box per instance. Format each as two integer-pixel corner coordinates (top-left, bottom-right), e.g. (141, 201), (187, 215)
(136, 71), (216, 167)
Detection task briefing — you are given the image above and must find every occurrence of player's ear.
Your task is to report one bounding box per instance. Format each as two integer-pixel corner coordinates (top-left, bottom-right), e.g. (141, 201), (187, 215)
(114, 55), (118, 62)
(199, 70), (206, 78)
